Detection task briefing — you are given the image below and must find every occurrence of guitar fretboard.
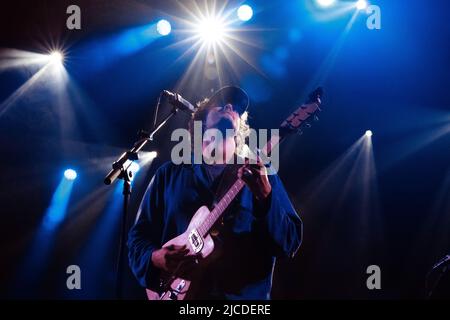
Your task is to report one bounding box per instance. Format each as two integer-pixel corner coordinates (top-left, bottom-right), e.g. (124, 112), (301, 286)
(198, 179), (245, 237)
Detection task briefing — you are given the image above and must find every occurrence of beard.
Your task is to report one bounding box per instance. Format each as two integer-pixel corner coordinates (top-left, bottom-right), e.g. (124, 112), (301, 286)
(212, 116), (236, 136)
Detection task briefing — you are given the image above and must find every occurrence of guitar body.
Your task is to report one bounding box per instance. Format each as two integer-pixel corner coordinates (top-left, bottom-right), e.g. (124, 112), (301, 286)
(146, 205), (215, 300)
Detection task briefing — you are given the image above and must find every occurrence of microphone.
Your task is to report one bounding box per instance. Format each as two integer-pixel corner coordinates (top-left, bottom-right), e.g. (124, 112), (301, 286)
(163, 90), (197, 113)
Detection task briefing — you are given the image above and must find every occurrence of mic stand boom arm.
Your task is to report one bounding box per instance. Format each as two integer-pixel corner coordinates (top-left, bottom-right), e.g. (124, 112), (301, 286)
(104, 106), (179, 185)
(103, 104), (180, 300)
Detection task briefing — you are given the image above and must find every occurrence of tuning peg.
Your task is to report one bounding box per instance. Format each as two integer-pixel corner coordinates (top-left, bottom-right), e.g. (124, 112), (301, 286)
(314, 115), (319, 121)
(305, 122), (312, 128)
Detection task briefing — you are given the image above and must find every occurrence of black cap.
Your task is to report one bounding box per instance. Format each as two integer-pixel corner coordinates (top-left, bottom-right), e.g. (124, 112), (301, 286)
(207, 86), (249, 115)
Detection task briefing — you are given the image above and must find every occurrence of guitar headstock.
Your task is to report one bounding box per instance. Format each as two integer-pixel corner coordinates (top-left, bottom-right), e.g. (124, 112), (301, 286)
(280, 87), (323, 137)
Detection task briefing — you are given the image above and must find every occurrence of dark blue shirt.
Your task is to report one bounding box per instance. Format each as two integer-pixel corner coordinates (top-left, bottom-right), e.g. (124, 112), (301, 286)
(127, 161), (302, 299)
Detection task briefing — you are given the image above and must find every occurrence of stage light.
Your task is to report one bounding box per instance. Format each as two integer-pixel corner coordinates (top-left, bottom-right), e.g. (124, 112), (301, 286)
(356, 0), (368, 10)
(175, 1), (258, 93)
(129, 161), (140, 174)
(157, 19), (171, 36)
(365, 130), (373, 137)
(142, 151), (158, 161)
(316, 0), (336, 7)
(0, 49), (50, 71)
(64, 169), (77, 180)
(49, 51), (64, 65)
(196, 17), (226, 44)
(237, 5), (253, 21)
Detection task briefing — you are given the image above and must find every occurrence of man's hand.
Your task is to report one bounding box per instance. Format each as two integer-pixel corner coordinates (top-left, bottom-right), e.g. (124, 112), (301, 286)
(238, 158), (272, 202)
(151, 244), (198, 278)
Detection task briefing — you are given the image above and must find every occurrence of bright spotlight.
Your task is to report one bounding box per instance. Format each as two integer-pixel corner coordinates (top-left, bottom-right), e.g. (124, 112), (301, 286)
(145, 151), (158, 160)
(196, 17), (226, 44)
(157, 19), (171, 36)
(356, 0), (368, 10)
(139, 151), (158, 167)
(237, 5), (253, 21)
(129, 162), (140, 174)
(365, 130), (373, 137)
(49, 51), (64, 65)
(64, 169), (77, 180)
(316, 0), (336, 7)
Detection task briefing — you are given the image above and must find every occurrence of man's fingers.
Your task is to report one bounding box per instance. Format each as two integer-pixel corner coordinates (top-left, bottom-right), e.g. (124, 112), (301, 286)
(166, 246), (199, 260)
(248, 166), (261, 174)
(166, 244), (186, 251)
(238, 166), (250, 179)
(249, 159), (264, 170)
(243, 164), (263, 177)
(167, 249), (189, 258)
(167, 253), (199, 266)
(165, 245), (189, 259)
(181, 255), (199, 262)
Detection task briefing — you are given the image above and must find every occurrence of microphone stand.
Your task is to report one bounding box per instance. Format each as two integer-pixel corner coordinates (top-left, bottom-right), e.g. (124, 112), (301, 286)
(104, 105), (180, 300)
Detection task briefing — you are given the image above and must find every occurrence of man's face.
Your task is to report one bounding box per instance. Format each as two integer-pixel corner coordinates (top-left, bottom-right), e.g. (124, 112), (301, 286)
(205, 103), (240, 132)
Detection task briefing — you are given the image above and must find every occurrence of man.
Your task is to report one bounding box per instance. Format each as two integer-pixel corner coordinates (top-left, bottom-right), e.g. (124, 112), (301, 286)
(128, 86), (302, 299)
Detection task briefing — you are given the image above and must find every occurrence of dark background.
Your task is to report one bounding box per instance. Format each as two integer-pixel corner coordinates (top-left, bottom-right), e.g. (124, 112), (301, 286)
(0, 0), (449, 299)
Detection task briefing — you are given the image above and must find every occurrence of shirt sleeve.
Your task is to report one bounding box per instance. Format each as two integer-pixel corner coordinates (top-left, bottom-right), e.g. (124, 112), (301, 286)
(127, 166), (166, 289)
(253, 174), (303, 258)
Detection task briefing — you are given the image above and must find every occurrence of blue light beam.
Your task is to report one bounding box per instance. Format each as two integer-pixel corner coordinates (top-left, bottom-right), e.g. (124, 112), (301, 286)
(42, 173), (76, 230)
(78, 22), (163, 73)
(11, 171), (76, 297)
